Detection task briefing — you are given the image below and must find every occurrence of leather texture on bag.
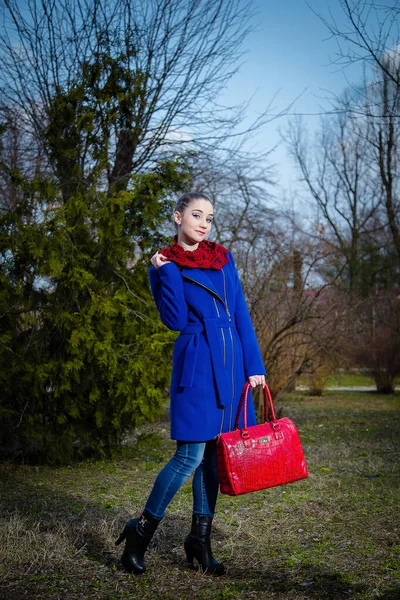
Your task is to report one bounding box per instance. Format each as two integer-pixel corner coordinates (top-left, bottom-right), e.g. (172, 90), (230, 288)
(216, 383), (308, 496)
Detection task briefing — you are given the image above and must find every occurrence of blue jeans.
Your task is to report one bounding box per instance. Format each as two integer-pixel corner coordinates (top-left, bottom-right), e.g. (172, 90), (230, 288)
(144, 440), (219, 519)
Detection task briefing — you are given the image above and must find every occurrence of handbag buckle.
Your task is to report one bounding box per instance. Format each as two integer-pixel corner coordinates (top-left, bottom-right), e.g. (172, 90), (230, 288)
(241, 429), (249, 440)
(271, 423), (281, 431)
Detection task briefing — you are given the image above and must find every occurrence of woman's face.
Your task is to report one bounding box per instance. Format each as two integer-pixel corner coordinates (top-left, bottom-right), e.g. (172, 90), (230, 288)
(174, 199), (214, 248)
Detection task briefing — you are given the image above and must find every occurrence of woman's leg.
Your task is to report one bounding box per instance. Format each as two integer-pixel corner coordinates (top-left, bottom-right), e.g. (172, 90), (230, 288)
(117, 441), (206, 574)
(144, 441), (206, 519)
(192, 439), (219, 516)
(185, 440), (224, 574)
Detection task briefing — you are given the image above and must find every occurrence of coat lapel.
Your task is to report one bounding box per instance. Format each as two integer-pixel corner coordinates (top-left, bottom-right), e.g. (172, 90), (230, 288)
(181, 268), (224, 304)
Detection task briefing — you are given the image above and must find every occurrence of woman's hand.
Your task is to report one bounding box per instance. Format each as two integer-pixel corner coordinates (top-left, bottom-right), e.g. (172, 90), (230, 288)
(248, 374), (266, 388)
(151, 251), (171, 269)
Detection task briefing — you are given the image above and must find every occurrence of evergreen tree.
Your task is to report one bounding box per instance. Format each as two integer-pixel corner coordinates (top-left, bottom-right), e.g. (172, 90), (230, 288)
(0, 103), (189, 463)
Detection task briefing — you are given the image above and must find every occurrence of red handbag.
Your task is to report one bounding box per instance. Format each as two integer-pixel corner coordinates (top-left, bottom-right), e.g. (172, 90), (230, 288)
(216, 382), (308, 496)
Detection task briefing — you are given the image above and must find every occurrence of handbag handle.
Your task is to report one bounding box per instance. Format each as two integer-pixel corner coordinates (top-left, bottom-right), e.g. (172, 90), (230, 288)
(234, 382), (278, 431)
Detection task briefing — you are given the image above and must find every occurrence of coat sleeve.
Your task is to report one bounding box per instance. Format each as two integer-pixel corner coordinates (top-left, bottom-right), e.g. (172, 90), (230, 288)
(148, 262), (189, 331)
(229, 252), (266, 378)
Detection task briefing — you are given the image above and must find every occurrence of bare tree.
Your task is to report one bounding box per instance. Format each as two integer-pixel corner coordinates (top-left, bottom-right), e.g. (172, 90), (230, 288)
(310, 0), (400, 107)
(242, 214), (348, 398)
(0, 0), (273, 196)
(363, 65), (400, 260)
(283, 110), (382, 292)
(272, 0), (400, 393)
(308, 0), (400, 261)
(284, 88), (400, 391)
(354, 291), (400, 393)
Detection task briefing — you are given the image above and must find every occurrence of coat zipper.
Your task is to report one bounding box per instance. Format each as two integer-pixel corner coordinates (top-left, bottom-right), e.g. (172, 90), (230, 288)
(222, 268), (235, 404)
(182, 275), (224, 303)
(221, 268), (231, 321)
(221, 328), (226, 366)
(228, 327), (235, 401)
(213, 297), (220, 317)
(214, 286), (227, 429)
(214, 297), (226, 367)
(182, 274), (231, 320)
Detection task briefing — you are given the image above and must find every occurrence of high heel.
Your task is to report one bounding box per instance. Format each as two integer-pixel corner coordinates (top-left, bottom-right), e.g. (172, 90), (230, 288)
(184, 514), (225, 575)
(115, 511), (161, 574)
(185, 547), (194, 566)
(115, 520), (132, 546)
(115, 531), (125, 546)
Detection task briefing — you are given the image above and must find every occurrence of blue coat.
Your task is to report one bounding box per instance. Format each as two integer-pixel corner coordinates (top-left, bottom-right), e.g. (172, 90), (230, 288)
(149, 252), (266, 441)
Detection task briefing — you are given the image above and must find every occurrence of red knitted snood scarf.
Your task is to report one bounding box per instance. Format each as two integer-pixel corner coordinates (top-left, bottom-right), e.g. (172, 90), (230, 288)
(160, 236), (229, 270)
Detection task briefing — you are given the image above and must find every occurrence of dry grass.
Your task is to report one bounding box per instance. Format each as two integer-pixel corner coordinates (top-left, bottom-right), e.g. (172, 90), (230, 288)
(0, 391), (399, 600)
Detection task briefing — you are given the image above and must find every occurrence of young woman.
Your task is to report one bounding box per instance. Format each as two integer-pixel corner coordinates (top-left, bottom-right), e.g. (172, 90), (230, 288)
(116, 192), (266, 575)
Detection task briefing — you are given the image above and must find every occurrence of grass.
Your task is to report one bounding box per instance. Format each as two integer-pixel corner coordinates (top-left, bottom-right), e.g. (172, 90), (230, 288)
(0, 391), (399, 600)
(299, 370), (400, 389)
(325, 371), (376, 387)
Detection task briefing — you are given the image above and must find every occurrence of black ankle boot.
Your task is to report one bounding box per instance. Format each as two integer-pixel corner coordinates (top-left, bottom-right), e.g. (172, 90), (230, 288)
(184, 514), (225, 575)
(115, 510), (161, 574)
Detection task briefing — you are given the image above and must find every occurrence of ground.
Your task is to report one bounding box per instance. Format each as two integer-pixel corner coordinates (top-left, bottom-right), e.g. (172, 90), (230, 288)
(0, 390), (399, 600)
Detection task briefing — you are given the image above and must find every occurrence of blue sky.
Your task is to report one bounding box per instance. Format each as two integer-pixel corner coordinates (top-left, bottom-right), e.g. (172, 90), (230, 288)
(219, 0), (376, 195)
